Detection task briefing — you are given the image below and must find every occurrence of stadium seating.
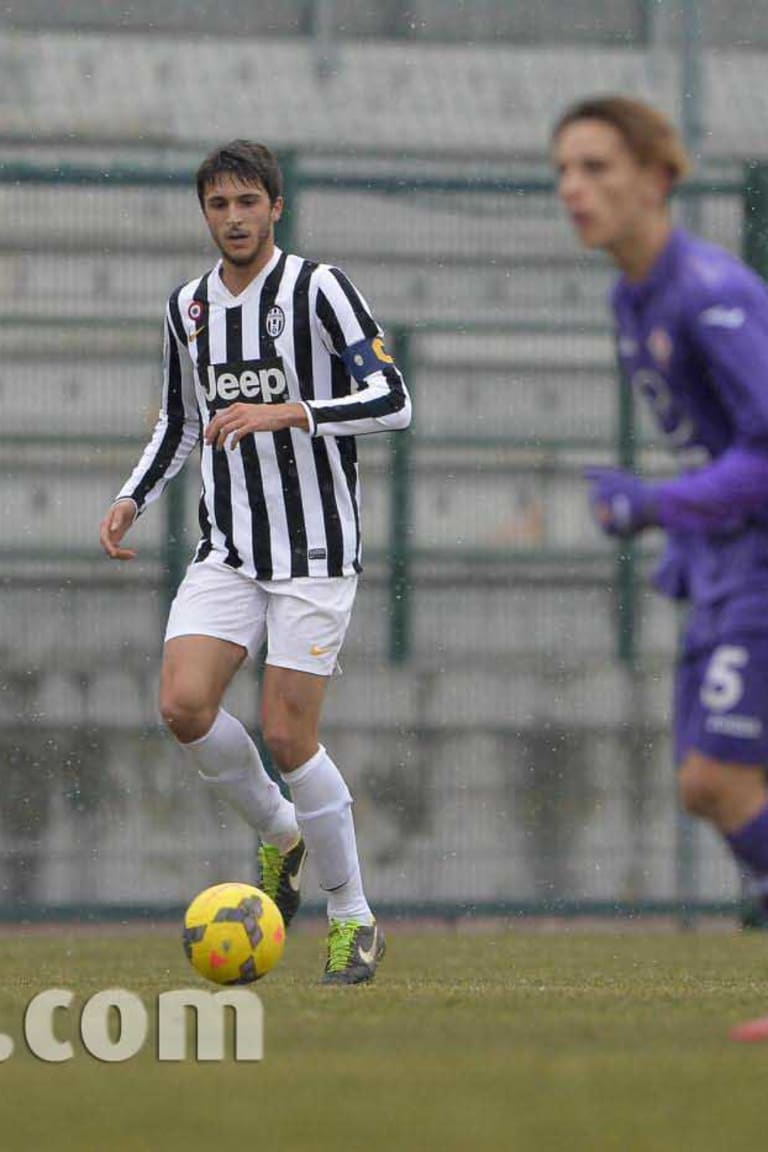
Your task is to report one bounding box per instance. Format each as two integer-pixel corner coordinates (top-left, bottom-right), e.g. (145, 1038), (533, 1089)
(0, 23), (753, 908)
(5, 0), (768, 52)
(0, 28), (765, 158)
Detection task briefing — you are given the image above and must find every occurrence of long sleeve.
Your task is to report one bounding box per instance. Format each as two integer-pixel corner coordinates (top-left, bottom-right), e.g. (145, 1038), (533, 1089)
(654, 446), (768, 533)
(304, 265), (411, 438)
(650, 275), (768, 532)
(115, 296), (200, 514)
(686, 279), (768, 451)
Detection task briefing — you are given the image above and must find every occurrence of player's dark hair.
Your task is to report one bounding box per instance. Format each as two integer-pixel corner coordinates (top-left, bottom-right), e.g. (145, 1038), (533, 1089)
(552, 95), (691, 185)
(195, 140), (283, 207)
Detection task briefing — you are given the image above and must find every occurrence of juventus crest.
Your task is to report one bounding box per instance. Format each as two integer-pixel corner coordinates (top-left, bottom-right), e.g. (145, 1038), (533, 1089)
(265, 305), (285, 338)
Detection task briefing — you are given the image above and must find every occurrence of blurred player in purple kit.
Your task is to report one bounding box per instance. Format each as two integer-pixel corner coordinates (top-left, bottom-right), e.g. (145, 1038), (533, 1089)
(553, 95), (768, 926)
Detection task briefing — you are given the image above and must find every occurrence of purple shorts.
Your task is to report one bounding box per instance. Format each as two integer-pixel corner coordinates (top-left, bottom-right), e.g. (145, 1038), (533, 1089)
(675, 633), (768, 766)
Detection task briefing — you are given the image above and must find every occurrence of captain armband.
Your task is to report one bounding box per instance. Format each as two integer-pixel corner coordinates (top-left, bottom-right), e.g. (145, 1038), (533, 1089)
(341, 336), (396, 382)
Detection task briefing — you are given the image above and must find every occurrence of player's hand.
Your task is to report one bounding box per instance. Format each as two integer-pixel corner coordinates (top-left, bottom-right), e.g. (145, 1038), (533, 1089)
(204, 402), (309, 450)
(99, 498), (138, 560)
(584, 466), (658, 538)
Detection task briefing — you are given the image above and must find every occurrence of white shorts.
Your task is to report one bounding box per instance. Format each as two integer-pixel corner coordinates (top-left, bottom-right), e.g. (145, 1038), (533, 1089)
(165, 559), (358, 676)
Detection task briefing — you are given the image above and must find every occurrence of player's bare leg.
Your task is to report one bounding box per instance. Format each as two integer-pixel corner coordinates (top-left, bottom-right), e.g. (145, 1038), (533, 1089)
(261, 664), (384, 982)
(160, 636), (302, 895)
(679, 751), (768, 925)
(678, 753), (768, 831)
(160, 634), (245, 742)
(259, 663), (329, 772)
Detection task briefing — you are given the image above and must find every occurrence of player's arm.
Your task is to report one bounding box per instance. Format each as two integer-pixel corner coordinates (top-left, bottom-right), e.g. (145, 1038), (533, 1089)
(649, 279), (768, 529)
(99, 497), (139, 560)
(587, 281), (768, 537)
(204, 400), (309, 449)
(100, 296), (200, 559)
(304, 266), (412, 437)
(585, 450), (768, 537)
(204, 267), (411, 450)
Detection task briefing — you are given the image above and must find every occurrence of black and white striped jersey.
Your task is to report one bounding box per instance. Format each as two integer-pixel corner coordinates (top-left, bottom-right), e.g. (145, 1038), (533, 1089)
(116, 247), (411, 580)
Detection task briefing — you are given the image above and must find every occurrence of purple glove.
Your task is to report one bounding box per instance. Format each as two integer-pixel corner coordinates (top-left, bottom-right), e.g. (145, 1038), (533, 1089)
(584, 467), (659, 538)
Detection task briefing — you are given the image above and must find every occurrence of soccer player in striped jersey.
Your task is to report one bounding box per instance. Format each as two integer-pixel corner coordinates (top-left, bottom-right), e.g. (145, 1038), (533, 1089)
(99, 140), (411, 981)
(554, 96), (768, 927)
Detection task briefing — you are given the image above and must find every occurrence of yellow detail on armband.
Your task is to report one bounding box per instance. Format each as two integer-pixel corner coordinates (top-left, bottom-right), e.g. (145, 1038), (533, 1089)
(372, 337), (394, 365)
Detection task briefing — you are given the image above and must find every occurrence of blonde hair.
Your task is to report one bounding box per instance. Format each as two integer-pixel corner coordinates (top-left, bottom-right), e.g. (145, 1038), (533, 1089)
(553, 95), (691, 185)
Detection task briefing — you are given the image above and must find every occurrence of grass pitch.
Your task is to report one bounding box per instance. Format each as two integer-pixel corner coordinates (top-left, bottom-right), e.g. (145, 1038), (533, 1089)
(0, 925), (766, 1152)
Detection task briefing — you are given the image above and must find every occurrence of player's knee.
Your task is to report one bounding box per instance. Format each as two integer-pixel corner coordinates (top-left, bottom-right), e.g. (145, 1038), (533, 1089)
(159, 684), (216, 744)
(678, 758), (725, 819)
(261, 725), (297, 770)
(261, 720), (309, 772)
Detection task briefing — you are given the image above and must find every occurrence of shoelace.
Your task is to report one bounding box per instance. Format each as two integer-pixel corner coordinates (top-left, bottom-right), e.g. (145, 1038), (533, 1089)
(325, 920), (359, 971)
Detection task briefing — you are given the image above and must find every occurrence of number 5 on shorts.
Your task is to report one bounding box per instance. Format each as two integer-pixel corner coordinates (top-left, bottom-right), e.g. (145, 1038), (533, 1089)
(700, 645), (748, 713)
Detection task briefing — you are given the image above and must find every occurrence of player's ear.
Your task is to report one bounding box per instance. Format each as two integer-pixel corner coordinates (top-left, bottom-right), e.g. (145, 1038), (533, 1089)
(271, 197), (284, 225)
(642, 164), (670, 210)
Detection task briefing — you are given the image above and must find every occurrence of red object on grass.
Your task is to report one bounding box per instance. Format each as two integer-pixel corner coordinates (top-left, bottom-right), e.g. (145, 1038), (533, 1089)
(730, 1016), (768, 1043)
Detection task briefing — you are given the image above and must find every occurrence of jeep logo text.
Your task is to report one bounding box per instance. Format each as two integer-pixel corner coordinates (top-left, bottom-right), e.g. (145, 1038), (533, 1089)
(202, 359), (289, 407)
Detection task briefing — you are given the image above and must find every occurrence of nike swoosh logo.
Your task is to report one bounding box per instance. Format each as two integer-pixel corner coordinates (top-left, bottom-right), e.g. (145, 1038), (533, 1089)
(288, 856), (307, 892)
(189, 324), (206, 341)
(357, 929), (379, 967)
(310, 644), (333, 657)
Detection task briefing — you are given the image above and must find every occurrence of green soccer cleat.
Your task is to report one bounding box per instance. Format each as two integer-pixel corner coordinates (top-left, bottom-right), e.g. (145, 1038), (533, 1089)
(322, 919), (386, 985)
(256, 837), (308, 930)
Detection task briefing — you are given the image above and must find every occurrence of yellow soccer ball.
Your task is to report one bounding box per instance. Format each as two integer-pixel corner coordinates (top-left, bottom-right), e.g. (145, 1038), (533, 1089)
(183, 882), (285, 984)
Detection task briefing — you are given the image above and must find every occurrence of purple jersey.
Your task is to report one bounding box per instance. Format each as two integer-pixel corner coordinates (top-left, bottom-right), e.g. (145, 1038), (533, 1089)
(613, 228), (768, 622)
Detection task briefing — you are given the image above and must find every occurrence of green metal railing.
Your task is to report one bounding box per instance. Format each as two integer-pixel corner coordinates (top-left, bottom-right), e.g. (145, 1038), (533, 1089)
(1, 156), (764, 921)
(0, 160), (763, 667)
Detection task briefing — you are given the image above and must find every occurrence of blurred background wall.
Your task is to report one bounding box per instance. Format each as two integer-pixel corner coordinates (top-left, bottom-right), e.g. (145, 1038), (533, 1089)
(0, 0), (765, 916)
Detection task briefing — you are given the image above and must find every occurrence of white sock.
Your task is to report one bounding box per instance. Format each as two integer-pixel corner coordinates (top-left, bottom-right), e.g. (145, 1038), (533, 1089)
(283, 745), (373, 925)
(324, 859), (372, 925)
(180, 709), (299, 851)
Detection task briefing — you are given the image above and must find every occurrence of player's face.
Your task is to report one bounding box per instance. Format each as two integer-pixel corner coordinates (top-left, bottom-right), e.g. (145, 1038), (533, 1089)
(554, 119), (667, 257)
(202, 174), (283, 270)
